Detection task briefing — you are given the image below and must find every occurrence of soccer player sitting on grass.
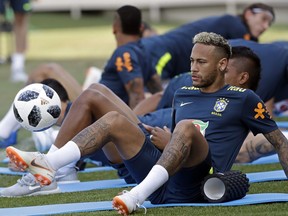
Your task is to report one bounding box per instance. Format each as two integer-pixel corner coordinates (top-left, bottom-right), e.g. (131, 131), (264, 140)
(137, 38), (288, 163)
(5, 32), (288, 216)
(0, 44), (261, 196)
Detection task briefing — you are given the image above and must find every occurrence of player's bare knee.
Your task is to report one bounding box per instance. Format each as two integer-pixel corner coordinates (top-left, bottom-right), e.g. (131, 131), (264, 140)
(82, 87), (105, 104)
(175, 119), (198, 137)
(105, 111), (125, 124)
(89, 83), (104, 91)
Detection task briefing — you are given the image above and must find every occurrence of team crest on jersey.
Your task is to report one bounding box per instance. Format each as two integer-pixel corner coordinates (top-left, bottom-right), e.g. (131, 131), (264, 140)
(213, 98), (229, 113)
(192, 119), (209, 136)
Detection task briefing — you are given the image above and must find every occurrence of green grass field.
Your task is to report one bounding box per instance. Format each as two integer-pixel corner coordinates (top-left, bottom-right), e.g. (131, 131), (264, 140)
(0, 12), (288, 215)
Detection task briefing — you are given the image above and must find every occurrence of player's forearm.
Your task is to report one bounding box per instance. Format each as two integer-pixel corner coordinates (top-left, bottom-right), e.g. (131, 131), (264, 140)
(133, 91), (163, 115)
(146, 74), (163, 94)
(235, 133), (275, 163)
(126, 78), (145, 109)
(264, 129), (288, 177)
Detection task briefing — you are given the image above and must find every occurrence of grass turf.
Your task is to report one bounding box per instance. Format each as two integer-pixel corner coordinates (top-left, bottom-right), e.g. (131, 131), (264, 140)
(0, 12), (288, 215)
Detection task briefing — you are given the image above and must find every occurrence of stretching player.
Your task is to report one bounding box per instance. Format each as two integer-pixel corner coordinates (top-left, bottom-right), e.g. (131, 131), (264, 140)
(141, 3), (275, 80)
(99, 5), (162, 108)
(5, 33), (288, 215)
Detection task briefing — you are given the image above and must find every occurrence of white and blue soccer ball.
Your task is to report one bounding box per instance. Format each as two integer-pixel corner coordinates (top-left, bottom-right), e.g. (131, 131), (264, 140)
(13, 83), (61, 132)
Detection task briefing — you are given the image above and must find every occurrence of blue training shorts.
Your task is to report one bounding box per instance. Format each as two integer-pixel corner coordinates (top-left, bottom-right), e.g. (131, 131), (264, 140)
(0, 0), (31, 13)
(138, 108), (172, 129)
(124, 123), (212, 204)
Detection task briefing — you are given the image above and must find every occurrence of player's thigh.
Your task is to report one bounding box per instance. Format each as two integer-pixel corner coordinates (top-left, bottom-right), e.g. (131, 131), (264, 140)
(107, 111), (146, 160)
(88, 84), (140, 124)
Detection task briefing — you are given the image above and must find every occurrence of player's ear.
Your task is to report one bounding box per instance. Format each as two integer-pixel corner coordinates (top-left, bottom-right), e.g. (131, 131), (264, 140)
(218, 58), (228, 72)
(243, 9), (254, 21)
(239, 72), (249, 85)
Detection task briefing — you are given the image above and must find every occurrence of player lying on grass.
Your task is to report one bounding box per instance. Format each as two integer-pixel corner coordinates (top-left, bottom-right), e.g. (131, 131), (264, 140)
(5, 33), (288, 216)
(0, 44), (263, 196)
(140, 2), (275, 81)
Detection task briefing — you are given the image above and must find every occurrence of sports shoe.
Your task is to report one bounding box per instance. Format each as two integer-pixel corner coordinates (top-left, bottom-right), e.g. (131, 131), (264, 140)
(8, 160), (25, 172)
(10, 68), (28, 83)
(55, 167), (80, 184)
(0, 173), (60, 197)
(0, 131), (17, 148)
(112, 190), (145, 215)
(6, 146), (56, 186)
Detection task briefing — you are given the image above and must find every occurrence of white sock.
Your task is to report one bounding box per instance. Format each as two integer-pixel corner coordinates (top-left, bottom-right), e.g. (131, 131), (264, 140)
(129, 165), (169, 204)
(47, 144), (59, 154)
(0, 105), (21, 139)
(46, 141), (81, 171)
(47, 144), (77, 174)
(11, 53), (25, 70)
(82, 67), (102, 90)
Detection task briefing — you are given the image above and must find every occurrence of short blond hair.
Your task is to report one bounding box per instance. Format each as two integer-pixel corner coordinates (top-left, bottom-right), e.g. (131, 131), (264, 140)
(193, 32), (232, 59)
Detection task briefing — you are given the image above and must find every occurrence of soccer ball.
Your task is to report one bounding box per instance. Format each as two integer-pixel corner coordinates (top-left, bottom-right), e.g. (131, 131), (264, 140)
(13, 83), (62, 132)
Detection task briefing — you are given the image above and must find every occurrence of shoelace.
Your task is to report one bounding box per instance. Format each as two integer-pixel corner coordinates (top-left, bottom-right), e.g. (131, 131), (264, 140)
(121, 190), (147, 214)
(17, 174), (38, 186)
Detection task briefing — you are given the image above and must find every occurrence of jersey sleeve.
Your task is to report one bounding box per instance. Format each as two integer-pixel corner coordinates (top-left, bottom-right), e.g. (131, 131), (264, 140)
(242, 91), (278, 135)
(113, 47), (143, 84)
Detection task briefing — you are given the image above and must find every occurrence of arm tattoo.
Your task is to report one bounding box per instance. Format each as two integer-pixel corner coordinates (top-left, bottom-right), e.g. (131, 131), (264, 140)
(157, 131), (190, 175)
(264, 129), (288, 177)
(72, 118), (110, 156)
(127, 79), (144, 108)
(244, 138), (275, 162)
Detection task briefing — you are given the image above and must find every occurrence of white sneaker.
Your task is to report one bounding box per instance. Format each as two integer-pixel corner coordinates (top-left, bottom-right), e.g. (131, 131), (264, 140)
(55, 167), (80, 184)
(112, 190), (145, 215)
(6, 146), (56, 186)
(10, 68), (28, 82)
(0, 173), (60, 197)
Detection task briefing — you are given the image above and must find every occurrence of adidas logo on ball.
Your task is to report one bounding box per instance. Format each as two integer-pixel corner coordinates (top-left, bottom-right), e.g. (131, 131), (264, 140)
(41, 98), (49, 105)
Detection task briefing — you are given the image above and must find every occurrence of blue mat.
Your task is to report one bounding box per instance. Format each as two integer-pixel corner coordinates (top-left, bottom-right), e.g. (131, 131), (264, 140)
(0, 166), (114, 176)
(247, 170), (286, 183)
(0, 170), (285, 192)
(248, 154), (279, 165)
(59, 179), (135, 192)
(0, 193), (288, 215)
(276, 121), (288, 128)
(58, 170), (286, 193)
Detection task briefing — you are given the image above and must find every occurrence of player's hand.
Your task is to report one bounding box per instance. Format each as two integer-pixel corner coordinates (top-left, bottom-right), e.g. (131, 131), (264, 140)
(144, 125), (171, 150)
